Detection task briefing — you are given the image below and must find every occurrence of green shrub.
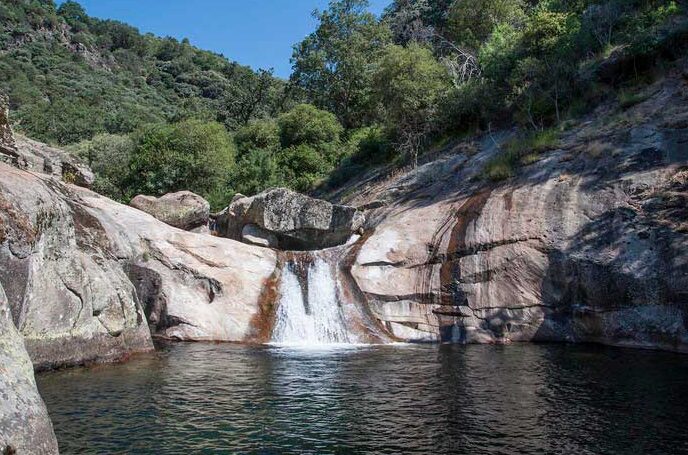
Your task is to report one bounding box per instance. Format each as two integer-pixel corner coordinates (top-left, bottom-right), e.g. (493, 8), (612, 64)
(128, 119), (235, 208)
(482, 129), (559, 181)
(277, 104), (343, 148)
(68, 133), (134, 201)
(504, 128), (560, 155)
(234, 118), (280, 156)
(229, 148), (281, 197)
(618, 90), (652, 109)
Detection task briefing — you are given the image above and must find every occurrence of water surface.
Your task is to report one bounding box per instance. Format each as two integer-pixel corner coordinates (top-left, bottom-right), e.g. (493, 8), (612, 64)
(37, 342), (688, 454)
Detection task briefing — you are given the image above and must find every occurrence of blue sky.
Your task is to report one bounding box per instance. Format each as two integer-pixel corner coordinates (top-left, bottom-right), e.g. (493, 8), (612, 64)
(59, 0), (390, 78)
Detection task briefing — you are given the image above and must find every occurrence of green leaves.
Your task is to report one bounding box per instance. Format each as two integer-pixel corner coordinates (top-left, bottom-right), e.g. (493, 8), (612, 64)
(229, 104), (345, 196)
(0, 1), (292, 145)
(130, 119), (235, 197)
(277, 104), (343, 148)
(290, 0), (392, 128)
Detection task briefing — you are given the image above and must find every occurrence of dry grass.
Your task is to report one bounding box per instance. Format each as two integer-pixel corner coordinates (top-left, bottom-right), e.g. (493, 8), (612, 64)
(586, 141), (615, 158)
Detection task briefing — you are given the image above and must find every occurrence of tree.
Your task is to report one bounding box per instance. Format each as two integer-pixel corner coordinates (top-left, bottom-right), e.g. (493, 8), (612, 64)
(57, 1), (89, 32)
(128, 119), (235, 206)
(277, 103), (343, 148)
(68, 133), (134, 201)
(290, 0), (392, 128)
(372, 43), (450, 165)
(517, 9), (581, 125)
(446, 0), (526, 50)
(234, 118), (280, 157)
(277, 144), (331, 191)
(229, 148), (281, 196)
(383, 0), (454, 44)
(221, 68), (286, 129)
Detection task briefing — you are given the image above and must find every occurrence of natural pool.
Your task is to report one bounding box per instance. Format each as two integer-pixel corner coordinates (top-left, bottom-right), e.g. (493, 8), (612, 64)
(37, 342), (688, 454)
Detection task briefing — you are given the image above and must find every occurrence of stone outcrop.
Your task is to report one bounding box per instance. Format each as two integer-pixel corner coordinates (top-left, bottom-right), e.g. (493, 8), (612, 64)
(340, 70), (688, 351)
(0, 94), (94, 187)
(0, 285), (59, 454)
(130, 191), (210, 231)
(216, 188), (365, 250)
(14, 135), (95, 188)
(0, 162), (277, 370)
(0, 93), (21, 167)
(0, 164), (154, 369)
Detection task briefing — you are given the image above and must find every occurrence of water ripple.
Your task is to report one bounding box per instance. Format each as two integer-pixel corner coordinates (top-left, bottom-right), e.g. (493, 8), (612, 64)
(36, 343), (688, 454)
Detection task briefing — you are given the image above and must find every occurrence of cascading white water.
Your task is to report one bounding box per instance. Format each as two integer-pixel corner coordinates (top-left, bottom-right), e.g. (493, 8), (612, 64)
(271, 254), (355, 345)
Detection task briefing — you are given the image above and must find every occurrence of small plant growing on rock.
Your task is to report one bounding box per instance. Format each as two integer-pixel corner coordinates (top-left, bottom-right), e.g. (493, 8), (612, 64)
(618, 90), (652, 109)
(586, 141), (615, 158)
(482, 129), (560, 181)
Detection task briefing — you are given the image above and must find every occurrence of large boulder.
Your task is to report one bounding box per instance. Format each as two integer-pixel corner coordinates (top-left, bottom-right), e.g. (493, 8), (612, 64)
(0, 284), (59, 454)
(130, 191), (210, 231)
(0, 164), (154, 369)
(0, 161), (277, 359)
(216, 188), (365, 250)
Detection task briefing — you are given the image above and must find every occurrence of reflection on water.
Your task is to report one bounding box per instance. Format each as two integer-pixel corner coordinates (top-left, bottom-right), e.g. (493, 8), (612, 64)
(37, 342), (688, 454)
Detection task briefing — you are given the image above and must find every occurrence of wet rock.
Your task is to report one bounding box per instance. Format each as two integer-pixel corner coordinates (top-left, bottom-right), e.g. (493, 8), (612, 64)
(216, 188), (365, 250)
(130, 191), (210, 231)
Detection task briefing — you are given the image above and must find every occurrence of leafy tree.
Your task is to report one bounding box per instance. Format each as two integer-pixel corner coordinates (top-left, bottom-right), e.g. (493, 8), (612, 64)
(291, 0), (392, 128)
(383, 0), (454, 44)
(230, 104), (344, 195)
(277, 103), (343, 148)
(57, 1), (89, 31)
(234, 118), (280, 156)
(516, 9), (581, 125)
(68, 133), (134, 201)
(128, 119), (235, 206)
(277, 144), (331, 192)
(229, 148), (281, 196)
(372, 43), (450, 164)
(446, 0), (526, 50)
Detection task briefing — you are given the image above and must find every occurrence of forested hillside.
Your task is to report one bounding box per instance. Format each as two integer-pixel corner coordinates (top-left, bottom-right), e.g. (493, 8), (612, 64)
(1, 0), (686, 209)
(0, 1), (292, 143)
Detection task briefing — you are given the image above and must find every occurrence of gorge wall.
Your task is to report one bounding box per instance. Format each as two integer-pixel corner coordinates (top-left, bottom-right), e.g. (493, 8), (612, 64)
(2, 60), (688, 453)
(0, 65), (686, 373)
(339, 68), (688, 350)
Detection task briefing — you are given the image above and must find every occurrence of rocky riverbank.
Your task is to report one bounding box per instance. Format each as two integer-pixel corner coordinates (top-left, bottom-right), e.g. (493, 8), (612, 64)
(1, 59), (687, 454)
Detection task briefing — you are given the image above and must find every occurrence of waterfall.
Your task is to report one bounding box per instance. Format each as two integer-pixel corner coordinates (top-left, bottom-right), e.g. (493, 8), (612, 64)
(271, 252), (357, 345)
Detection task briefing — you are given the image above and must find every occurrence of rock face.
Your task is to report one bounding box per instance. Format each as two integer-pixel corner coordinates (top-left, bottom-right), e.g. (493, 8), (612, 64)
(13, 135), (95, 188)
(340, 70), (688, 351)
(0, 285), (59, 454)
(0, 93), (21, 168)
(130, 191), (210, 231)
(216, 188), (365, 250)
(0, 162), (277, 369)
(0, 164), (154, 369)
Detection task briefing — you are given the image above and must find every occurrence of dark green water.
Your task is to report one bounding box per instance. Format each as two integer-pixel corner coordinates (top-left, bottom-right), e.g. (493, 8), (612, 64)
(36, 342), (688, 454)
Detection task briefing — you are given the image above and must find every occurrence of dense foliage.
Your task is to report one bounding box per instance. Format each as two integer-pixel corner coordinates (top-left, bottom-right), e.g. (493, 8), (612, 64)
(0, 0), (292, 145)
(2, 0), (686, 209)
